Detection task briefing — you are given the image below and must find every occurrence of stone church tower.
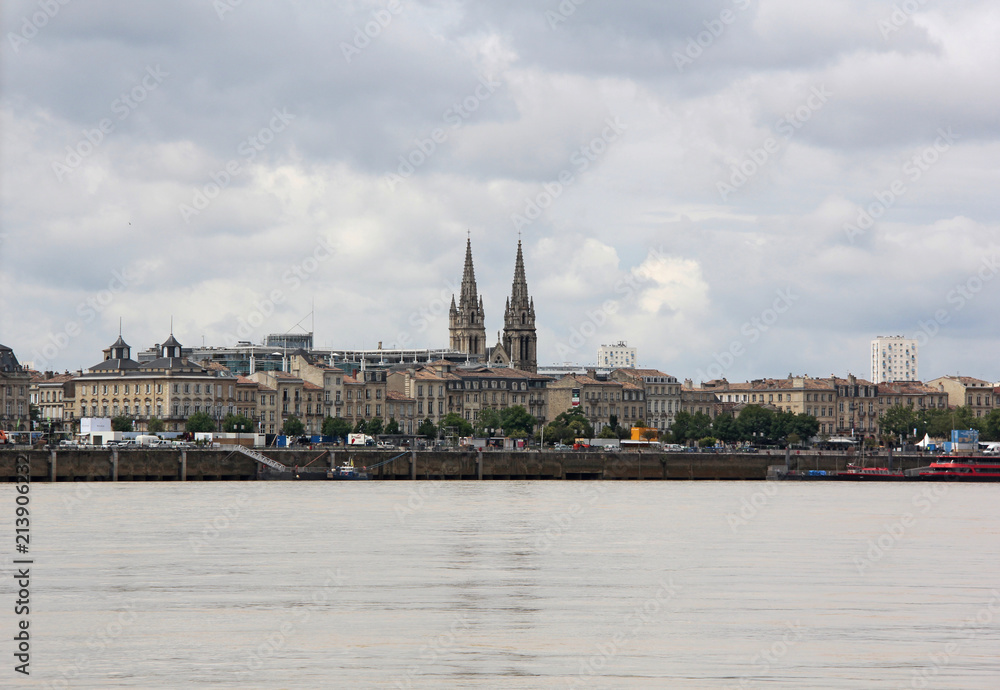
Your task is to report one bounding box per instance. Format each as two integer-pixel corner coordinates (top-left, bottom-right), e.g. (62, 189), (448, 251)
(502, 239), (537, 373)
(449, 238), (487, 357)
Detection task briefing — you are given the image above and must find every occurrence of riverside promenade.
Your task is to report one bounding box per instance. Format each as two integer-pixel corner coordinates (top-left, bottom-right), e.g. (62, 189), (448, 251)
(0, 448), (930, 482)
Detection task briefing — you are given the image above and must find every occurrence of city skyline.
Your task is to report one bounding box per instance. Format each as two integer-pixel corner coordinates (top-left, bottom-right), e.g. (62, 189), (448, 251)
(2, 2), (999, 382)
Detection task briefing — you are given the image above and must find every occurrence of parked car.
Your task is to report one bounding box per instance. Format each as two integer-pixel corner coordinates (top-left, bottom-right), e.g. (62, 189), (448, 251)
(552, 443), (571, 451)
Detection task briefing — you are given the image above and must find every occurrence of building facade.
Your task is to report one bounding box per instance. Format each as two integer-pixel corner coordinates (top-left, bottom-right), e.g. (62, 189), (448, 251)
(0, 343), (31, 430)
(611, 368), (681, 431)
(598, 341), (636, 369)
(871, 336), (918, 383)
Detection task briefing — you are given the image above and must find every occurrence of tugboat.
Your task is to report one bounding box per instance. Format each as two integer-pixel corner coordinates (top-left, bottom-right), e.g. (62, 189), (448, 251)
(325, 460), (370, 480)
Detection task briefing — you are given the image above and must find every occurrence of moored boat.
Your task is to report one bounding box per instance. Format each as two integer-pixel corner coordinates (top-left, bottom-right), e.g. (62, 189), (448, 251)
(910, 456), (1000, 481)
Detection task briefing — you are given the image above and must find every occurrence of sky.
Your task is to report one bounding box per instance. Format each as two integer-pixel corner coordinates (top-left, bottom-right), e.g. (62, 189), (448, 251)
(1, 0), (998, 384)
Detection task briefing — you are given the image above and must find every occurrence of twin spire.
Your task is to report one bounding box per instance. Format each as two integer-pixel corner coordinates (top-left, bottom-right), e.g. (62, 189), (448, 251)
(449, 236), (537, 372)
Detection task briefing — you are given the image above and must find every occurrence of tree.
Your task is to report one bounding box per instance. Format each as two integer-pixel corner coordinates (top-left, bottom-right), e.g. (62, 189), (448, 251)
(688, 412), (713, 441)
(365, 418), (384, 436)
(475, 408), (503, 436)
(353, 420), (367, 433)
(111, 415), (133, 432)
(222, 413), (255, 433)
(712, 414), (739, 443)
(322, 417), (352, 439)
(670, 411), (692, 444)
(791, 413), (819, 442)
(980, 409), (1000, 442)
(880, 404), (918, 441)
(440, 412), (473, 438)
(147, 417), (165, 433)
(499, 405), (536, 436)
(542, 408), (594, 445)
(919, 408), (952, 439)
(282, 416), (305, 436)
(698, 436), (717, 448)
(417, 418), (436, 438)
(598, 425), (618, 439)
(737, 405), (773, 443)
(384, 418), (400, 435)
(185, 412), (215, 433)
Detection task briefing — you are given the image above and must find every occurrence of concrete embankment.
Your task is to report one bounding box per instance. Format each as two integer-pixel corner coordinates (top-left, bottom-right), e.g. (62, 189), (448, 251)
(0, 448), (930, 482)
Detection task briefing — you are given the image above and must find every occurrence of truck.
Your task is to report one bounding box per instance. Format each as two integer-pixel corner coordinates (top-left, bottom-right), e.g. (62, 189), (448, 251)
(135, 435), (164, 447)
(348, 433), (375, 446)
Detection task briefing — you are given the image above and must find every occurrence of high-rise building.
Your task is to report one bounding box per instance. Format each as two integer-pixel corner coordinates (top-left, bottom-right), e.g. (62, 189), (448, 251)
(598, 341), (636, 369)
(871, 335), (918, 383)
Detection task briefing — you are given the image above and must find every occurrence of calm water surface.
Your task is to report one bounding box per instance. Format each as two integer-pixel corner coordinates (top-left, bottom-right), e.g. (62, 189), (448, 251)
(3, 481), (999, 688)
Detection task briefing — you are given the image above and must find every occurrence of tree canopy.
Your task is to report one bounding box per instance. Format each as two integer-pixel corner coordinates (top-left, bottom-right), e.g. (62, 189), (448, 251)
(322, 416), (352, 439)
(111, 415), (133, 432)
(417, 418), (437, 438)
(222, 413), (255, 433)
(282, 416), (305, 436)
(185, 411), (215, 433)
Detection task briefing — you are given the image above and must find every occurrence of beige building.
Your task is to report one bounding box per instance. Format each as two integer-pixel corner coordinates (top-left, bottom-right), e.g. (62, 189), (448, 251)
(872, 380), (948, 437)
(698, 376), (840, 435)
(1, 343), (31, 430)
(927, 375), (995, 418)
(548, 373), (623, 434)
(289, 352), (345, 420)
(74, 334), (242, 433)
(341, 369), (388, 429)
(30, 372), (77, 435)
(247, 369), (308, 434)
(610, 368), (680, 431)
(385, 390), (417, 435)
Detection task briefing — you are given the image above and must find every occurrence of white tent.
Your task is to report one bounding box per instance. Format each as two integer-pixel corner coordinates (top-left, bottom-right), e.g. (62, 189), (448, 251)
(916, 433), (933, 448)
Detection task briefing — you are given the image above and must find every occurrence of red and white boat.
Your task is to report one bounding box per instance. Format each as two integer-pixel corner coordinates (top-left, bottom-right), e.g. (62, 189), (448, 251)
(913, 456), (1000, 481)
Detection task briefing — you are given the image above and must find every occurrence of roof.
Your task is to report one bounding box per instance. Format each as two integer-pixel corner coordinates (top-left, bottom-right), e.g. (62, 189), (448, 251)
(552, 373), (621, 387)
(90, 358), (142, 372)
(386, 390), (415, 403)
(614, 367), (675, 379)
(30, 373), (75, 385)
(302, 381), (323, 391)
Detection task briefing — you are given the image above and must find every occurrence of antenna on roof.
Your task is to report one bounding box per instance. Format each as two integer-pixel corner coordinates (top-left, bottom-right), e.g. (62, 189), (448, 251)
(119, 317), (122, 337)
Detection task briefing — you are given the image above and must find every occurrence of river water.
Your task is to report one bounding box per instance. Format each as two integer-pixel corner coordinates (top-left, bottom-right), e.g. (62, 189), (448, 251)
(4, 481), (999, 688)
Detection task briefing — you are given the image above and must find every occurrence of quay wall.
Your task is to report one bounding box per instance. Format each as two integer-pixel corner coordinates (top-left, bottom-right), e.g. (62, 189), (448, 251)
(0, 448), (931, 482)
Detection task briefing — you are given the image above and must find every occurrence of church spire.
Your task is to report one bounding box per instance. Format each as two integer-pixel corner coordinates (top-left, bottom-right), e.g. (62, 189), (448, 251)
(449, 234), (486, 357)
(503, 238), (537, 373)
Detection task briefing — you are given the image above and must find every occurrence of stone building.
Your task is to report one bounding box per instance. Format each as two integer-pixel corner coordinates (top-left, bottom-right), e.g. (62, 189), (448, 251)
(1, 343), (32, 430)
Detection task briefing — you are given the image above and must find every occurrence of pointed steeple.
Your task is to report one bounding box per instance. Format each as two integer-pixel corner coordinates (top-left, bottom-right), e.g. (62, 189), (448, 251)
(449, 234), (486, 357)
(459, 237), (479, 311)
(503, 238), (537, 373)
(508, 239), (532, 314)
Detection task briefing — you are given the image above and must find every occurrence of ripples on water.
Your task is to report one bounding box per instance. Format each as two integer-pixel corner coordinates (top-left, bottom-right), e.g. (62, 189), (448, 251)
(7, 481), (1000, 688)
